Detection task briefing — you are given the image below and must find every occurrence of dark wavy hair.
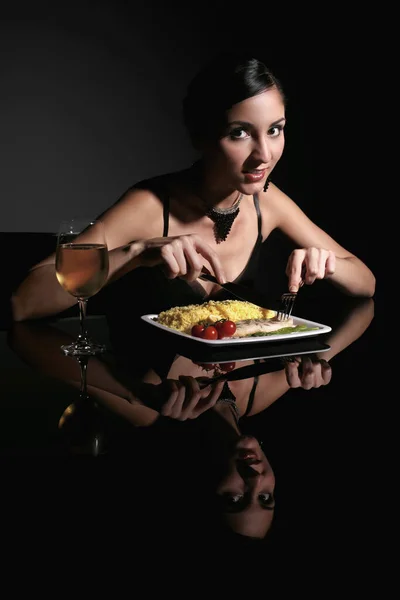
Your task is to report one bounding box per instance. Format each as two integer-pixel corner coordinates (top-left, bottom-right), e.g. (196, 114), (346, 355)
(182, 52), (285, 144)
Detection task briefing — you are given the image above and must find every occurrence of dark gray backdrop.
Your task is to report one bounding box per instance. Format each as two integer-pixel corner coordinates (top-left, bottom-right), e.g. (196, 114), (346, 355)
(0, 1), (385, 281)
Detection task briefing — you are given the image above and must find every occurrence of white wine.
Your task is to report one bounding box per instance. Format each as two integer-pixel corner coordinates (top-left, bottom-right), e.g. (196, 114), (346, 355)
(56, 243), (109, 299)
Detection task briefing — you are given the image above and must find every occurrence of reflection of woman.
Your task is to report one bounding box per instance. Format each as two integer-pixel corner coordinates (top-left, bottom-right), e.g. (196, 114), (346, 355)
(8, 298), (374, 541)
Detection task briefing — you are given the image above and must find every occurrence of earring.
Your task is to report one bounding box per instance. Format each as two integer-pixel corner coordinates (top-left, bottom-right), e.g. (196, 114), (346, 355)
(263, 178), (270, 193)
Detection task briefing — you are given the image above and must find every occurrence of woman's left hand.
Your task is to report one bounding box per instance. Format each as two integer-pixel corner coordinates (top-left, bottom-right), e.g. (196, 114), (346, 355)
(286, 248), (336, 292)
(284, 356), (332, 389)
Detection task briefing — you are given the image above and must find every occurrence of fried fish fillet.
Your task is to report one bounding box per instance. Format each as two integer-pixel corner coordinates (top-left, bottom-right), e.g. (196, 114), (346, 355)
(232, 317), (295, 338)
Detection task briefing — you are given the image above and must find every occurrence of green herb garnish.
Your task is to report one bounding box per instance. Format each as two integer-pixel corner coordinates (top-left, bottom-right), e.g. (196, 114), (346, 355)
(247, 325), (320, 337)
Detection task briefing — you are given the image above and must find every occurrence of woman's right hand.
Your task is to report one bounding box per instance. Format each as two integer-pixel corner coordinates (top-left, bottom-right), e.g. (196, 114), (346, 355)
(131, 235), (226, 283)
(156, 376), (225, 420)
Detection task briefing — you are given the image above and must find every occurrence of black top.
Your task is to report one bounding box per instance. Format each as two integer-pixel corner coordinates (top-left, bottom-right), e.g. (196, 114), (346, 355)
(161, 187), (263, 292)
(103, 182), (264, 364)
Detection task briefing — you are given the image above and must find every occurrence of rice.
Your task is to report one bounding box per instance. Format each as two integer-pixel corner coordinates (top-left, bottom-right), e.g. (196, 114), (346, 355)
(157, 299), (276, 333)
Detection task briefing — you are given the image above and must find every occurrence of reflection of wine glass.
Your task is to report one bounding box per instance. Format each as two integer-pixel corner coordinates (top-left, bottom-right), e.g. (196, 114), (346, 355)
(58, 355), (105, 456)
(56, 217), (109, 356)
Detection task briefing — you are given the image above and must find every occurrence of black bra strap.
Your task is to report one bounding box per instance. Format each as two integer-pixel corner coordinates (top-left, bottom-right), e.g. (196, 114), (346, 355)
(162, 193), (170, 237)
(244, 359), (260, 417)
(253, 194), (262, 244)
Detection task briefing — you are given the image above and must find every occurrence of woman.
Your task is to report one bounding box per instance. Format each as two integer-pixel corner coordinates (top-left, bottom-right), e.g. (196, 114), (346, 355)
(11, 52), (375, 322)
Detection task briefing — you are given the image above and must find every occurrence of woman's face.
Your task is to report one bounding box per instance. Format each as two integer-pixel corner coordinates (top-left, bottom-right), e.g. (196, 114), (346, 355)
(216, 435), (276, 538)
(204, 87), (286, 195)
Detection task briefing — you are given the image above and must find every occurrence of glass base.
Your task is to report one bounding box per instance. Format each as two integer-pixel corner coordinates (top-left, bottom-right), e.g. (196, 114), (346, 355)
(61, 339), (106, 356)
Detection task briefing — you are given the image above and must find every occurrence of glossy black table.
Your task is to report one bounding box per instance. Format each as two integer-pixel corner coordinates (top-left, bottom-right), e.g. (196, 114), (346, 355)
(0, 294), (381, 565)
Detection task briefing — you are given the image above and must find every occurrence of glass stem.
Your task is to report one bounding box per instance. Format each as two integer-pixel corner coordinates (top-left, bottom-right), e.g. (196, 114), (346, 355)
(78, 298), (88, 341)
(77, 356), (89, 400)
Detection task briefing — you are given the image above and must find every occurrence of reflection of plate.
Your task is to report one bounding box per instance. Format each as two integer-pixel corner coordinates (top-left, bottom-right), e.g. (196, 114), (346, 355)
(204, 339), (331, 364)
(141, 313), (332, 346)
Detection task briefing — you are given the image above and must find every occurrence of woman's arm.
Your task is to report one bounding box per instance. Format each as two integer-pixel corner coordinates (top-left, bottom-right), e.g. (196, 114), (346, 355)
(11, 186), (226, 321)
(11, 241), (145, 321)
(315, 297), (374, 361)
(8, 321), (161, 426)
(10, 188), (162, 321)
(247, 298), (375, 416)
(264, 185), (376, 297)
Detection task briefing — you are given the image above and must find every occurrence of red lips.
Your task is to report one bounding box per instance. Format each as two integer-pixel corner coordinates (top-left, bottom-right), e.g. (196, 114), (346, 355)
(243, 169), (266, 183)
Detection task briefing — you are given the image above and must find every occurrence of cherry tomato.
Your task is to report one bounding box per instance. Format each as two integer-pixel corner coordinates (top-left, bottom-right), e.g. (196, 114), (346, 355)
(219, 361), (236, 372)
(215, 319), (236, 339)
(191, 324), (205, 338)
(202, 325), (218, 340)
(214, 320), (225, 337)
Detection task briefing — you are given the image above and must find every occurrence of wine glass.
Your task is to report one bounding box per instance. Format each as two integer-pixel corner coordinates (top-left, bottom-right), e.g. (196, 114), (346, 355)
(55, 217), (109, 356)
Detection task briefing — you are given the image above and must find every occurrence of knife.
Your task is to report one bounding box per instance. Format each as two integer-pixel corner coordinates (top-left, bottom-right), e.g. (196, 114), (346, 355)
(143, 358), (288, 412)
(198, 357), (286, 388)
(199, 272), (277, 311)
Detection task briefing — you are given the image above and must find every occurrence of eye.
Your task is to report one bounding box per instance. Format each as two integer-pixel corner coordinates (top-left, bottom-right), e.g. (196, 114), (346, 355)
(259, 493), (270, 501)
(229, 128), (249, 140)
(268, 124), (284, 138)
(228, 494), (243, 504)
(259, 493), (274, 507)
(217, 493), (246, 512)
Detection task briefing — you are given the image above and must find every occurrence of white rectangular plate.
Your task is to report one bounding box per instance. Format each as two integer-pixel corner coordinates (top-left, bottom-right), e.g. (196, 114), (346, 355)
(141, 313), (332, 346)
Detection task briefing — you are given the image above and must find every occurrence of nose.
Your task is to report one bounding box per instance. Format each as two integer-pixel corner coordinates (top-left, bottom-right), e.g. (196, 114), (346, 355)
(245, 472), (267, 499)
(252, 135), (272, 163)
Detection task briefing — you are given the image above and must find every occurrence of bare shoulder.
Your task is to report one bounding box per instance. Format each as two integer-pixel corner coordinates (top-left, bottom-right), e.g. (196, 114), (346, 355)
(257, 181), (298, 235)
(259, 181), (297, 214)
(98, 175), (171, 250)
(259, 181), (354, 256)
(103, 182), (162, 219)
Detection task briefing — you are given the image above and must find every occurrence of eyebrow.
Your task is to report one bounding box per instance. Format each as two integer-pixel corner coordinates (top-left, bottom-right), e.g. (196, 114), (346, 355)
(228, 117), (286, 129)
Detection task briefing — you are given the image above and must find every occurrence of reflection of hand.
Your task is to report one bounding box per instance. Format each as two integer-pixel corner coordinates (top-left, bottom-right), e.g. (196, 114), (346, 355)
(284, 356), (332, 389)
(133, 235), (226, 283)
(158, 376), (225, 421)
(286, 247), (335, 292)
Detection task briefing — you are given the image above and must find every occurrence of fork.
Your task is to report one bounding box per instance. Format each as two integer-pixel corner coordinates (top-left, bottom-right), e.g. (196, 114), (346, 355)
(276, 280), (304, 321)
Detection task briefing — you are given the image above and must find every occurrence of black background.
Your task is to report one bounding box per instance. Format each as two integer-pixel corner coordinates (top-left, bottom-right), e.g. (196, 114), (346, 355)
(0, 3), (390, 579)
